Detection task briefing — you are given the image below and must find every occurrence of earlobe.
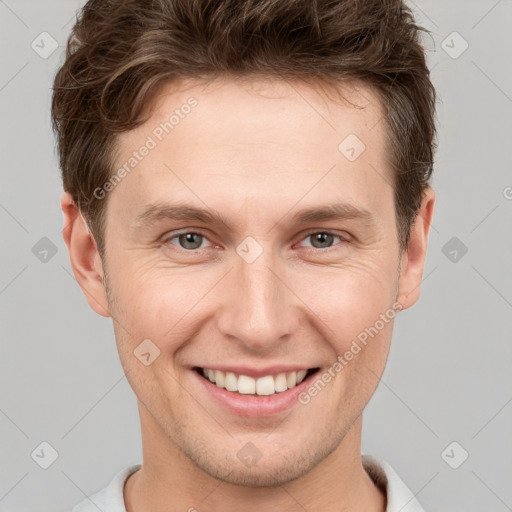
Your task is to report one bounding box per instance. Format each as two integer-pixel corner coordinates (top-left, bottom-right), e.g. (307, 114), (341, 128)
(396, 187), (436, 310)
(61, 192), (111, 318)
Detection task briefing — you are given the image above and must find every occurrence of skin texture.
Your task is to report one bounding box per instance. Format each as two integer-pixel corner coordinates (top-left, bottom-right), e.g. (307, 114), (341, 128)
(62, 77), (435, 512)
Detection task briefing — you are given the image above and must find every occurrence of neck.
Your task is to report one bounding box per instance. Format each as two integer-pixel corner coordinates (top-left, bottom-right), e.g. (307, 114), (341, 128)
(125, 406), (386, 512)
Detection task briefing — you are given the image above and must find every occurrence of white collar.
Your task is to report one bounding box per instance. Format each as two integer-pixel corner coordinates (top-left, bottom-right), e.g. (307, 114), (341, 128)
(362, 454), (425, 512)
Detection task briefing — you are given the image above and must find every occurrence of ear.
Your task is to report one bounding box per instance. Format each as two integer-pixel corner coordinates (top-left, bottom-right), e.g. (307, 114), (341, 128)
(396, 187), (436, 310)
(61, 192), (111, 317)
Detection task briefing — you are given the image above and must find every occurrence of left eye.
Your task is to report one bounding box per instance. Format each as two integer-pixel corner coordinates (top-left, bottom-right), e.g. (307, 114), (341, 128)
(298, 231), (343, 250)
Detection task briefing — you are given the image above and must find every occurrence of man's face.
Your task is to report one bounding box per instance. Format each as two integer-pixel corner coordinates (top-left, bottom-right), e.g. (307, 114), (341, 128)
(96, 78), (407, 485)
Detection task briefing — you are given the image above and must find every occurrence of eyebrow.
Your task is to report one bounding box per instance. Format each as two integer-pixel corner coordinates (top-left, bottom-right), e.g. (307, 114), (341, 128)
(133, 201), (376, 230)
(133, 202), (230, 228)
(291, 203), (374, 225)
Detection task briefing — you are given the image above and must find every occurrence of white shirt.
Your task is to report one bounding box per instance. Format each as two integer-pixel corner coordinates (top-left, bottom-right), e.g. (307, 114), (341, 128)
(70, 454), (425, 511)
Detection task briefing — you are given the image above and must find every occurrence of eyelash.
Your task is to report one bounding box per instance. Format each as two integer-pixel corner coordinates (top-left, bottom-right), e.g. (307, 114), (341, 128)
(161, 229), (348, 253)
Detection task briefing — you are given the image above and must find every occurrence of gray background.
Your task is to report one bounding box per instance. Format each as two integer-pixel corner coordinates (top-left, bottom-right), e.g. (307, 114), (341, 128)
(1, 1), (511, 511)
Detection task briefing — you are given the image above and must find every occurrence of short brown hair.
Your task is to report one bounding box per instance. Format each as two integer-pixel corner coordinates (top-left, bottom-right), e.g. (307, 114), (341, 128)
(52, 0), (437, 258)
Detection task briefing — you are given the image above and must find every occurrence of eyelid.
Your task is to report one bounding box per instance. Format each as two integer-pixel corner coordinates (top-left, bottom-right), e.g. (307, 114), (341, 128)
(161, 228), (349, 252)
(295, 229), (349, 250)
(161, 228), (213, 248)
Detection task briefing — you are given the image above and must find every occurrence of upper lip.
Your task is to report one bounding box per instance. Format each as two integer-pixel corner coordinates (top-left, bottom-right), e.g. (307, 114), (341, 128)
(194, 365), (318, 378)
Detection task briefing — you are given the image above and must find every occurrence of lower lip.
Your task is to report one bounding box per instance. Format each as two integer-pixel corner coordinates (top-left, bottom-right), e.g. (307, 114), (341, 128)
(193, 370), (317, 418)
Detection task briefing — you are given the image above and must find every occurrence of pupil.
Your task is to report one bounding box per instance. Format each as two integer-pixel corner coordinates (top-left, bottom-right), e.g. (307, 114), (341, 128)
(180, 233), (201, 249)
(313, 233), (332, 248)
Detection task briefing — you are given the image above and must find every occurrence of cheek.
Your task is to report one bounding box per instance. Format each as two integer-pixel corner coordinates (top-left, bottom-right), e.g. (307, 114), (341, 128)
(108, 267), (191, 405)
(300, 267), (397, 407)
(293, 256), (398, 342)
(108, 263), (214, 352)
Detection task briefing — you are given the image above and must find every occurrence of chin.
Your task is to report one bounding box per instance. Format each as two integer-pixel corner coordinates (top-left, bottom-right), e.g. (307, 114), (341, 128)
(201, 459), (311, 487)
(184, 439), (335, 488)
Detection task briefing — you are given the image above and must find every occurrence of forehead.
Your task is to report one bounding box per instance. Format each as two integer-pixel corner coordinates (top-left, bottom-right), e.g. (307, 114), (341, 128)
(109, 77), (392, 227)
(143, 76), (385, 147)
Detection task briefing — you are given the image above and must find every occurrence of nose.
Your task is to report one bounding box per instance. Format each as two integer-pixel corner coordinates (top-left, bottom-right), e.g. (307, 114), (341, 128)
(215, 244), (301, 353)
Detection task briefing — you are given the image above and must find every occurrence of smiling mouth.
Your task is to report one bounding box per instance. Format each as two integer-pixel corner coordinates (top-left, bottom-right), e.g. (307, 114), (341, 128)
(194, 367), (320, 396)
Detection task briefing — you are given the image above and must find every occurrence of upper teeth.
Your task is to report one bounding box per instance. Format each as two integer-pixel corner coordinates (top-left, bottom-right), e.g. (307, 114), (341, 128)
(201, 368), (308, 395)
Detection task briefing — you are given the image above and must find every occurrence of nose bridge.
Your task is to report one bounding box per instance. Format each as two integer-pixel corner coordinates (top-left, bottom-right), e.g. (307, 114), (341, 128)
(216, 240), (298, 351)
